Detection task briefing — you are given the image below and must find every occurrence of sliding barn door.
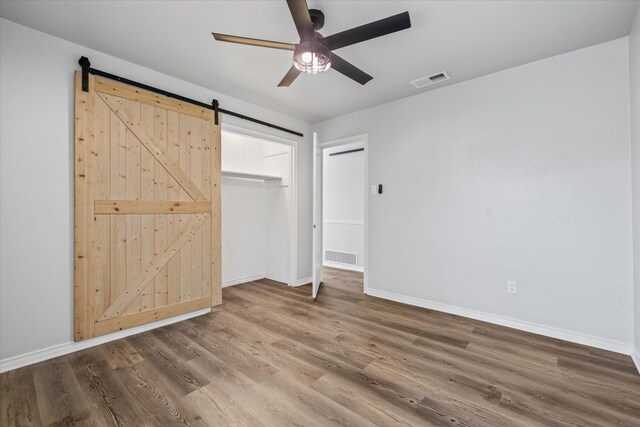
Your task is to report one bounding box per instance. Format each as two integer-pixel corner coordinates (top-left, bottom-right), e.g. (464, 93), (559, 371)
(74, 71), (221, 341)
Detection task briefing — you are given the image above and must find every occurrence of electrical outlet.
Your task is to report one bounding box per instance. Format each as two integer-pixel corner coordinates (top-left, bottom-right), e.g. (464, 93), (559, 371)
(507, 280), (517, 295)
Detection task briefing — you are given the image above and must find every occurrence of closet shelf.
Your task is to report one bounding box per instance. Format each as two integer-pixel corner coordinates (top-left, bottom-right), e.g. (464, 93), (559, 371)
(222, 170), (289, 187)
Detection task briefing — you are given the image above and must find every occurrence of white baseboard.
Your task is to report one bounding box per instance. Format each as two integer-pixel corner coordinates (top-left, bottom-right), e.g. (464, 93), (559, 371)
(0, 308), (210, 374)
(293, 276), (312, 287)
(365, 288), (633, 356)
(632, 346), (640, 375)
(222, 275), (265, 288)
(323, 261), (364, 272)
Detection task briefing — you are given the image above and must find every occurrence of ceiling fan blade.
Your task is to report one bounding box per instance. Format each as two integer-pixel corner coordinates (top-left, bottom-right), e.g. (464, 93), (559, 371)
(287, 0), (314, 40)
(278, 66), (302, 87)
(330, 54), (373, 85)
(323, 11), (411, 51)
(212, 33), (295, 50)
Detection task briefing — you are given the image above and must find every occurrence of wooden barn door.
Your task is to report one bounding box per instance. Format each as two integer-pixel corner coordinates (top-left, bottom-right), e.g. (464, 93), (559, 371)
(74, 71), (221, 341)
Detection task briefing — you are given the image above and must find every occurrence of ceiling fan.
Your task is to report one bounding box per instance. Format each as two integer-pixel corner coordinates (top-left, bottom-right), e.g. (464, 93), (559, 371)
(212, 0), (411, 87)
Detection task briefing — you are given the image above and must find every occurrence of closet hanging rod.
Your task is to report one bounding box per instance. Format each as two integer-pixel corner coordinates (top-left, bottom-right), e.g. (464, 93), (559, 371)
(78, 56), (304, 137)
(329, 147), (364, 156)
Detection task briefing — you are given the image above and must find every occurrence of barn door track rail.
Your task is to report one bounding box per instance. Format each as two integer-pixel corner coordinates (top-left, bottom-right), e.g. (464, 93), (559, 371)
(78, 56), (303, 137)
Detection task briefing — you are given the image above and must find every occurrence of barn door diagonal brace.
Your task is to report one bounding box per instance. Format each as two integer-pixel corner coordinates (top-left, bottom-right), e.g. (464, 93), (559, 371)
(76, 56), (303, 137)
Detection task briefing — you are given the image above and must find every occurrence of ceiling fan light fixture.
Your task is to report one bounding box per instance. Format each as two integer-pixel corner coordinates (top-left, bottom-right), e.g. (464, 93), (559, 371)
(293, 40), (331, 74)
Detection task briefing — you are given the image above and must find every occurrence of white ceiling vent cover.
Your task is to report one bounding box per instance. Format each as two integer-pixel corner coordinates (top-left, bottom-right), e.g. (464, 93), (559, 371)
(411, 71), (450, 88)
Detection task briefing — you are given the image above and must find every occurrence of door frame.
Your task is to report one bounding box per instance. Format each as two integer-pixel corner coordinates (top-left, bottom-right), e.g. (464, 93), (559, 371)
(220, 123), (299, 287)
(317, 133), (369, 294)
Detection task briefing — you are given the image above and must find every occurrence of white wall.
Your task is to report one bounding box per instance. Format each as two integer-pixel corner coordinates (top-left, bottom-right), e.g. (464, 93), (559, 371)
(264, 142), (293, 283)
(219, 132), (298, 286)
(630, 7), (640, 356)
(313, 38), (634, 348)
(323, 142), (365, 270)
(0, 18), (312, 361)
(220, 133), (293, 286)
(221, 178), (266, 285)
(221, 132), (267, 174)
(221, 131), (267, 287)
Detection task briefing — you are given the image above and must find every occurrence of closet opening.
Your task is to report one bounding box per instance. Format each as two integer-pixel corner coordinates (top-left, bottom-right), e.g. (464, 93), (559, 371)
(220, 127), (297, 289)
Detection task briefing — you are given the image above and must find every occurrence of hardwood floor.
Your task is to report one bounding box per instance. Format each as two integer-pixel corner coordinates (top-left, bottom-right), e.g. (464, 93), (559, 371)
(2, 267), (639, 426)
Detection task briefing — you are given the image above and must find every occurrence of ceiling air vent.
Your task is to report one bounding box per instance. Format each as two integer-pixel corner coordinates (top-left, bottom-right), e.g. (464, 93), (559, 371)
(410, 71), (450, 88)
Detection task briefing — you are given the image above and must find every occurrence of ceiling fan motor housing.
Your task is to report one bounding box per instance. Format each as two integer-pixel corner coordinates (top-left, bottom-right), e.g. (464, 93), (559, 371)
(309, 9), (325, 31)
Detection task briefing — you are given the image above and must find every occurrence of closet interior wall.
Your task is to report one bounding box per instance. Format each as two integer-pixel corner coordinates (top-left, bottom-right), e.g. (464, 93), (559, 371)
(221, 131), (292, 287)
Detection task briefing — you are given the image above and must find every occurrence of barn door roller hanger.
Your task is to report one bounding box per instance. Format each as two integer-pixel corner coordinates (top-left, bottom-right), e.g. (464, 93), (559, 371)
(78, 56), (303, 137)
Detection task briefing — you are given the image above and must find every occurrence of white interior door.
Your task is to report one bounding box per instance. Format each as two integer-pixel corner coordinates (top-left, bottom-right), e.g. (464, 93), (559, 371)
(312, 132), (323, 299)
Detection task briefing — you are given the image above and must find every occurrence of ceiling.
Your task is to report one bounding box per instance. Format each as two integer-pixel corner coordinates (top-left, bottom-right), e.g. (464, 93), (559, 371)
(1, 1), (638, 123)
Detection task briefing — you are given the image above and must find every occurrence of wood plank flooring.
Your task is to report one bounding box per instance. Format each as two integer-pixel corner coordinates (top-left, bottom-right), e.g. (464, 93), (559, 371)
(2, 267), (639, 426)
